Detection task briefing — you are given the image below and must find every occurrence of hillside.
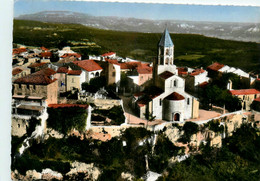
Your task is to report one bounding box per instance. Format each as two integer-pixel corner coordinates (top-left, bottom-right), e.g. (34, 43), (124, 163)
(13, 20), (260, 73)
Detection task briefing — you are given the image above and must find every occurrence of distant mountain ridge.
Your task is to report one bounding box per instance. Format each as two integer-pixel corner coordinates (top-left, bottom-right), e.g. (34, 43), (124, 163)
(17, 11), (260, 43)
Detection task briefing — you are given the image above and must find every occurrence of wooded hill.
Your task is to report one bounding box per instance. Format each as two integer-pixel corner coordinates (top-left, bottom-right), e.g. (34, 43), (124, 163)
(13, 20), (260, 73)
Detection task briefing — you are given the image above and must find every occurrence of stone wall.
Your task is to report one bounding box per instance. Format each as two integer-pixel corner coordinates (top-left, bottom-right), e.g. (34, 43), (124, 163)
(11, 117), (29, 137)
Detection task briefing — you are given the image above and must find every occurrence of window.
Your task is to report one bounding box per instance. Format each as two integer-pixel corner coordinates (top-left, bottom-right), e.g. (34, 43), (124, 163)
(72, 78), (75, 83)
(166, 49), (169, 55)
(33, 85), (36, 90)
(165, 58), (169, 65)
(255, 94), (257, 99)
(112, 72), (116, 77)
(18, 124), (20, 128)
(18, 84), (21, 89)
(159, 99), (162, 106)
(26, 84), (30, 89)
(187, 98), (190, 105)
(174, 80), (177, 87)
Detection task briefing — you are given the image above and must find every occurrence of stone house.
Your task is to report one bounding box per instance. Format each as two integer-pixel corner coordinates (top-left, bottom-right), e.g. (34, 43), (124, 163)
(185, 68), (209, 92)
(229, 89), (260, 111)
(73, 59), (103, 83)
(13, 68), (58, 105)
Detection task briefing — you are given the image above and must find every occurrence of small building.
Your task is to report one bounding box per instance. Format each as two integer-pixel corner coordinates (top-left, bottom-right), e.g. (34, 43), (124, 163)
(229, 89), (260, 111)
(73, 59), (103, 83)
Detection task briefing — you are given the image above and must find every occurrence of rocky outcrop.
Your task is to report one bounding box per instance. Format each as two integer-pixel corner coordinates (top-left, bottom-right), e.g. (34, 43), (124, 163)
(121, 172), (134, 181)
(66, 161), (101, 180)
(42, 168), (63, 180)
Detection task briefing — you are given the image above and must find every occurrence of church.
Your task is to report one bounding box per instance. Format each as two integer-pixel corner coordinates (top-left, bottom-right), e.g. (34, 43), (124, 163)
(132, 28), (199, 122)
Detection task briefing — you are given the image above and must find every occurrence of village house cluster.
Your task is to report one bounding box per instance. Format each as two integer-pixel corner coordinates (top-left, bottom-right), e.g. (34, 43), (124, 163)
(11, 28), (260, 143)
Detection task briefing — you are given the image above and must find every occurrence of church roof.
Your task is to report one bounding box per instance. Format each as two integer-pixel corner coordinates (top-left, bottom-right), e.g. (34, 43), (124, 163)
(158, 28), (174, 47)
(159, 71), (174, 79)
(164, 92), (185, 101)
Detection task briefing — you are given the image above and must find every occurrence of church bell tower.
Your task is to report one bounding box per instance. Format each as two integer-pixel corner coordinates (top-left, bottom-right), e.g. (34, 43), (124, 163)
(153, 28), (177, 81)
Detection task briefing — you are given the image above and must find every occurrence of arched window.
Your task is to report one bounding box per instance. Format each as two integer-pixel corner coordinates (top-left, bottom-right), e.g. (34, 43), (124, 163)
(166, 49), (169, 55)
(95, 72), (99, 77)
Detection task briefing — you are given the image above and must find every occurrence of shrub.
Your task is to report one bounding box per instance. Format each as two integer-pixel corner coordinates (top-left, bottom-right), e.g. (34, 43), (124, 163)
(47, 106), (88, 134)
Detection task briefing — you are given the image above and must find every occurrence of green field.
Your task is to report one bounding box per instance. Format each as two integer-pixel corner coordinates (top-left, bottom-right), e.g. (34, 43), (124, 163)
(13, 20), (260, 73)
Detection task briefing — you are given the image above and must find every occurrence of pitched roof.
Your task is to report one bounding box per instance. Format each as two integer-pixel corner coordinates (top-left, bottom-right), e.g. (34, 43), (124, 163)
(254, 97), (260, 102)
(190, 69), (205, 76)
(105, 58), (119, 64)
(120, 61), (141, 70)
(137, 66), (153, 74)
(57, 67), (69, 73)
(14, 74), (56, 85)
(229, 89), (260, 95)
(12, 68), (23, 76)
(41, 52), (52, 58)
(177, 67), (188, 75)
(199, 81), (209, 88)
(102, 52), (116, 57)
(48, 104), (89, 109)
(164, 92), (185, 101)
(68, 70), (82, 75)
(41, 46), (49, 51)
(73, 59), (103, 72)
(159, 71), (174, 79)
(28, 62), (46, 68)
(34, 68), (56, 76)
(158, 28), (174, 47)
(61, 53), (81, 58)
(207, 62), (224, 71)
(13, 48), (27, 55)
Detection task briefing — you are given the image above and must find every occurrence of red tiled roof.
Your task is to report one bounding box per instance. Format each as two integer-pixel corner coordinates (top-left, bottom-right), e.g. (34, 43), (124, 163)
(120, 62), (142, 70)
(177, 67), (188, 75)
(137, 99), (149, 107)
(254, 97), (260, 102)
(105, 58), (119, 64)
(48, 104), (89, 109)
(74, 59), (103, 72)
(102, 52), (116, 57)
(28, 62), (46, 68)
(159, 71), (174, 79)
(229, 89), (260, 95)
(164, 92), (185, 101)
(68, 70), (82, 75)
(190, 69), (205, 76)
(41, 52), (52, 58)
(12, 48), (27, 55)
(41, 46), (49, 51)
(137, 66), (152, 74)
(199, 81), (209, 88)
(14, 74), (57, 85)
(34, 68), (56, 76)
(12, 68), (23, 76)
(61, 53), (81, 58)
(207, 62), (224, 71)
(57, 67), (69, 73)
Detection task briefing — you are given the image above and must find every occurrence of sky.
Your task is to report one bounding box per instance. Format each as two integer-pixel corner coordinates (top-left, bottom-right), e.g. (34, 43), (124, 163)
(14, 0), (260, 23)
